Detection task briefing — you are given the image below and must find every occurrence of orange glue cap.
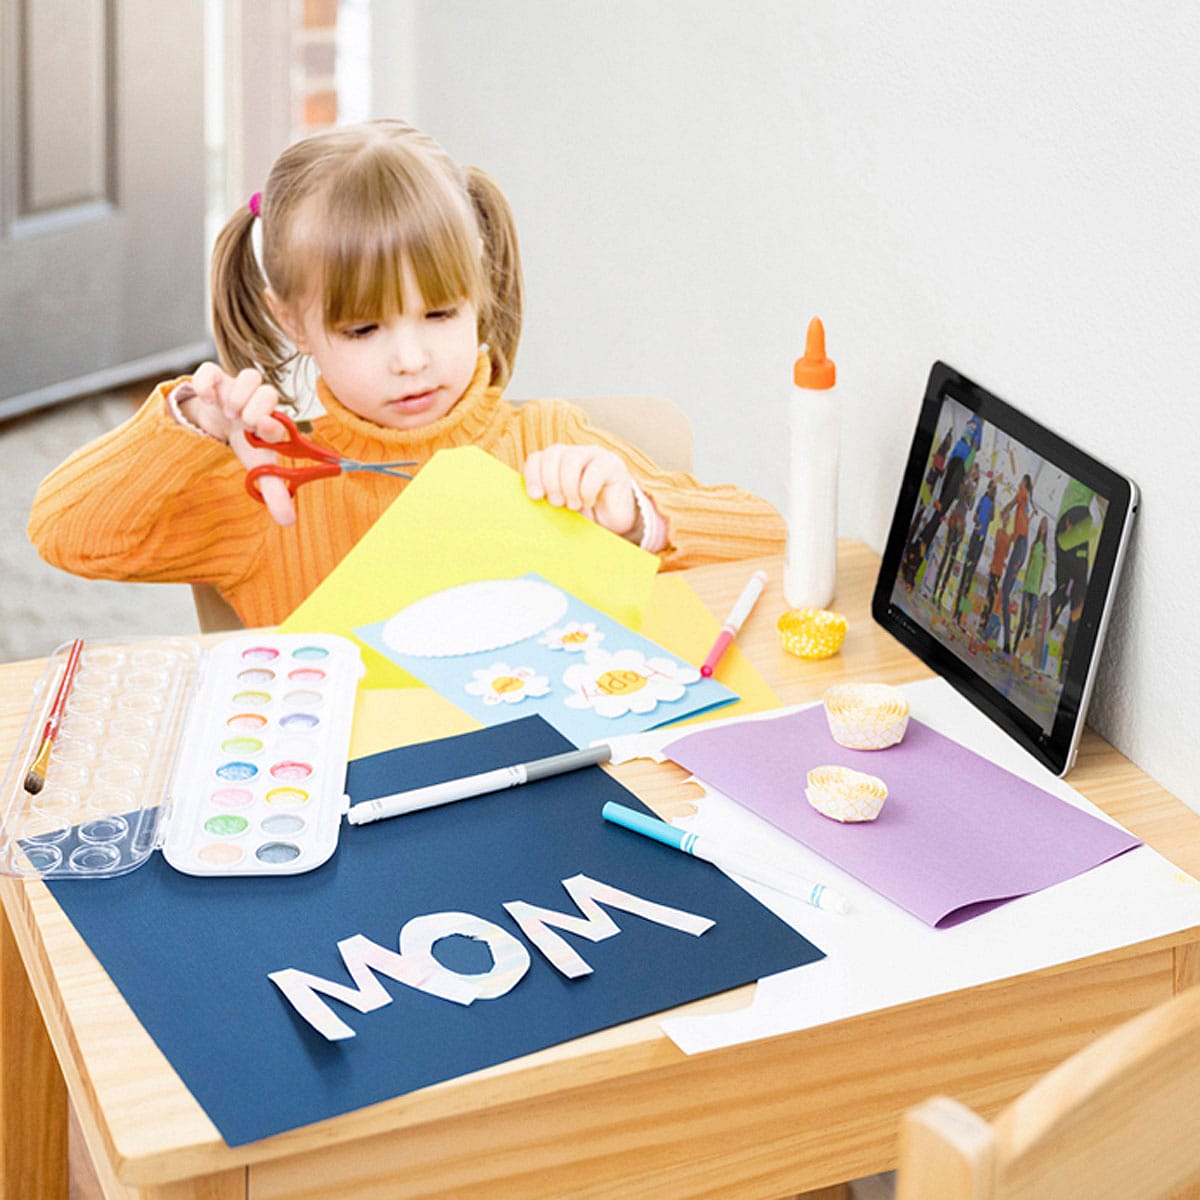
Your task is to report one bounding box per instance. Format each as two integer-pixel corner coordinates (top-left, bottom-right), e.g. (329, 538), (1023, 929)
(794, 317), (837, 389)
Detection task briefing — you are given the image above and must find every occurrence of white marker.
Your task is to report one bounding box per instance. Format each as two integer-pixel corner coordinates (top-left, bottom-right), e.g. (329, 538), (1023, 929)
(346, 744), (613, 826)
(601, 801), (850, 914)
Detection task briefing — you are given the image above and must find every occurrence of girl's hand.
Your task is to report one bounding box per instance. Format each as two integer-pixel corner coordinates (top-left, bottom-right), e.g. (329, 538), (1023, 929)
(522, 444), (639, 539)
(179, 363), (297, 526)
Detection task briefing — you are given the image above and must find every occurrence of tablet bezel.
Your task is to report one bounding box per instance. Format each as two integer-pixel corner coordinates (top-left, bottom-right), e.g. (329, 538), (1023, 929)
(872, 361), (1138, 776)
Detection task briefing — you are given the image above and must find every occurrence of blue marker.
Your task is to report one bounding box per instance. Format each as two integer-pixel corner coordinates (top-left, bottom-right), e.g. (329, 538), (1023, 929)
(601, 801), (850, 914)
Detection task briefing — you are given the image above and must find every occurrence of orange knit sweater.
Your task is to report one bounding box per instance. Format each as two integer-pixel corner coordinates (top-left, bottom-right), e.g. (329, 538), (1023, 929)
(29, 360), (785, 627)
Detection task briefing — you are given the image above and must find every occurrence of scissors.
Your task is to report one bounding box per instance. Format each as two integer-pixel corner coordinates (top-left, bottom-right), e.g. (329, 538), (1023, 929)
(243, 411), (416, 503)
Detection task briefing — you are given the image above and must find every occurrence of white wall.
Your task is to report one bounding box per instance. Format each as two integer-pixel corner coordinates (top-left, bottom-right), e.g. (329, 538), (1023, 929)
(373, 1), (1200, 809)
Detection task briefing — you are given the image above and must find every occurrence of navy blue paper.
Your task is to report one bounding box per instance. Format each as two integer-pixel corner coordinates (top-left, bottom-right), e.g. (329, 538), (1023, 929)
(47, 716), (824, 1146)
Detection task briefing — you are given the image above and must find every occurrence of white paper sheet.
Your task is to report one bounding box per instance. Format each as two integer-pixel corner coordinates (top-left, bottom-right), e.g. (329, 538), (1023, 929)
(607, 678), (1200, 1055)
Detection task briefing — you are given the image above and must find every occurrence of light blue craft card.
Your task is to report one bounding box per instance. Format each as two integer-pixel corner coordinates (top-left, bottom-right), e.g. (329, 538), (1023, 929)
(355, 574), (737, 746)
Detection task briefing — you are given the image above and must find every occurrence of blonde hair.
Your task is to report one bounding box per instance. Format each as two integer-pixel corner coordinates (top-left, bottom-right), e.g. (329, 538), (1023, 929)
(211, 119), (523, 400)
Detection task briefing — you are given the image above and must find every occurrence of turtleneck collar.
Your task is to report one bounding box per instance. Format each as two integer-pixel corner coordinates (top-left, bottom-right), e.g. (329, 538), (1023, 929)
(311, 351), (504, 461)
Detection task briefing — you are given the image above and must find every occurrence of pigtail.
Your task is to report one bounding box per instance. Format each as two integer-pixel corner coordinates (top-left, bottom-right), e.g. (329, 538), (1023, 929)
(209, 205), (296, 401)
(465, 166), (524, 389)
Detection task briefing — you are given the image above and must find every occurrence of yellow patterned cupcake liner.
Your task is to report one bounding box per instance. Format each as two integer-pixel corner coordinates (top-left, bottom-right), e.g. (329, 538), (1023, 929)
(777, 607), (847, 659)
(822, 682), (910, 750)
(806, 764), (889, 823)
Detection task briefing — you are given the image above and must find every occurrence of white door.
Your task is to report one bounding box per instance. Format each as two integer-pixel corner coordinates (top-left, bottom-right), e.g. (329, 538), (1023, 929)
(0, 0), (211, 420)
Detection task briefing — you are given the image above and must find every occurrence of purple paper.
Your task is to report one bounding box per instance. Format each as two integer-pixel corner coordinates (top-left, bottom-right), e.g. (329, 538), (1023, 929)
(664, 708), (1141, 927)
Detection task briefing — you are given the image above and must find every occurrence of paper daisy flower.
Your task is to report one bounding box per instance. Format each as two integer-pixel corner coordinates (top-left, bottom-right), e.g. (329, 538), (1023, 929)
(561, 649), (700, 718)
(464, 663), (551, 706)
(539, 621), (606, 653)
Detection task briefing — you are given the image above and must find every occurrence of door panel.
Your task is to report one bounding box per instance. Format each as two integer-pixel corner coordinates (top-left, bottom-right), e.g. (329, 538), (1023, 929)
(0, 0), (211, 420)
(23, 0), (111, 214)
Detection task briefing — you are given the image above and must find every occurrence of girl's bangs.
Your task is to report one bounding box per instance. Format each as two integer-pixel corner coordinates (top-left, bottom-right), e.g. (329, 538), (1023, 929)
(311, 183), (482, 328)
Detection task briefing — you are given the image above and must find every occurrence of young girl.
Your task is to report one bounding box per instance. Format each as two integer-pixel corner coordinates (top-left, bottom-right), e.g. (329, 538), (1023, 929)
(953, 478), (996, 629)
(979, 513), (1012, 646)
(997, 473), (1034, 655)
(931, 462), (978, 612)
(901, 416), (981, 586)
(1015, 516), (1049, 655)
(29, 120), (784, 628)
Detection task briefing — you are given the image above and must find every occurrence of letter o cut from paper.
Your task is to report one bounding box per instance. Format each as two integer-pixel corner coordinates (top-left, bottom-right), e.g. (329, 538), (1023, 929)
(399, 911), (532, 1001)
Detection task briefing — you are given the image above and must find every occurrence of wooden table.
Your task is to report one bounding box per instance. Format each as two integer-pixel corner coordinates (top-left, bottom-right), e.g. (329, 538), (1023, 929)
(4, 542), (1200, 1200)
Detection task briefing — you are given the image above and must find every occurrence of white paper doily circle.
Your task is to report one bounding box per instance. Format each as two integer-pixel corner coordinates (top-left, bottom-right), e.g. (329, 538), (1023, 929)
(381, 578), (570, 657)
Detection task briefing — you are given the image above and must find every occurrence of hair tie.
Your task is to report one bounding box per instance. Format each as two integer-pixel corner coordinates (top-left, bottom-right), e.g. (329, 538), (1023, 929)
(248, 192), (262, 218)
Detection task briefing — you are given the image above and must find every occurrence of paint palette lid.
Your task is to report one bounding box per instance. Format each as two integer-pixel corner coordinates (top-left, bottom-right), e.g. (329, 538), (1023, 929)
(0, 638), (202, 879)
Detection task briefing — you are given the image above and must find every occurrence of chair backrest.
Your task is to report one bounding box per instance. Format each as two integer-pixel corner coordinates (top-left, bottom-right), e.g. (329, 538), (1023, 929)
(191, 580), (243, 633)
(897, 985), (1200, 1200)
(190, 393), (693, 632)
(548, 394), (694, 474)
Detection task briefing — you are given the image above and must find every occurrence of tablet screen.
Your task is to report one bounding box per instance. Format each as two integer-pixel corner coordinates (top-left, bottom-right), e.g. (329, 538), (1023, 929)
(872, 362), (1137, 775)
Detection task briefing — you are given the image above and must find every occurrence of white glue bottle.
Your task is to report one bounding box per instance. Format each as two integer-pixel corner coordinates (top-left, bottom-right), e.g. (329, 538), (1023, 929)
(784, 317), (838, 610)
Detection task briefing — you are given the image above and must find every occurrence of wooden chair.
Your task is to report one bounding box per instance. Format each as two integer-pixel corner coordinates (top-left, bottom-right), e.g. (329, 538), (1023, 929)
(190, 393), (693, 633)
(553, 393), (694, 475)
(191, 580), (243, 633)
(896, 984), (1200, 1200)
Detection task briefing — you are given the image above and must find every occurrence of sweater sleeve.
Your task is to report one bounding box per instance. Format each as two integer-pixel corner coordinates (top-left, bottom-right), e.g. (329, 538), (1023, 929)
(513, 400), (786, 569)
(27, 379), (270, 589)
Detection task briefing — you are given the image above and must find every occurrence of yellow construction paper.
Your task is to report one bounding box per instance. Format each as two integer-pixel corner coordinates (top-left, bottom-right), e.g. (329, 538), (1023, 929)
(279, 447), (660, 688)
(640, 573), (780, 724)
(349, 688), (480, 759)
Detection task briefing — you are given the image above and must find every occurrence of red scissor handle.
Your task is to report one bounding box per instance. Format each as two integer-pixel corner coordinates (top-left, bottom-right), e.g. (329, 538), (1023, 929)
(243, 411), (334, 462)
(245, 461), (342, 501)
(243, 411), (344, 503)
(241, 410), (414, 503)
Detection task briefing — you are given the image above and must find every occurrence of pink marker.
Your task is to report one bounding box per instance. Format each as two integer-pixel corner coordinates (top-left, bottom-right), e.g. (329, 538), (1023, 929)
(700, 569), (768, 678)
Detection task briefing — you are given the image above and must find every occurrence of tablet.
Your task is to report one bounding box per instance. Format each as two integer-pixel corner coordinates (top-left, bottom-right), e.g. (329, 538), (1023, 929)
(872, 362), (1138, 776)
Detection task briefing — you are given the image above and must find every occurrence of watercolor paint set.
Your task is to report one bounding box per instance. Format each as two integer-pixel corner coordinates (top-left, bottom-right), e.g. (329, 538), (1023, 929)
(0, 633), (362, 880)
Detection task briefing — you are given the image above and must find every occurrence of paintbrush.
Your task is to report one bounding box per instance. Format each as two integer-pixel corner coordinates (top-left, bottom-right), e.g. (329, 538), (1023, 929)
(24, 637), (84, 795)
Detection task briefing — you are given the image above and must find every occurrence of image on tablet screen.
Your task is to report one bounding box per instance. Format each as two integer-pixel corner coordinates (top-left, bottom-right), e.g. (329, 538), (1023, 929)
(889, 395), (1109, 736)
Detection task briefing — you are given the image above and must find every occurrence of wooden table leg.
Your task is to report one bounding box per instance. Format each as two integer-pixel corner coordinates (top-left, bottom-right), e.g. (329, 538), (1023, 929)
(1, 902), (68, 1200)
(789, 1186), (852, 1200)
(1174, 942), (1200, 992)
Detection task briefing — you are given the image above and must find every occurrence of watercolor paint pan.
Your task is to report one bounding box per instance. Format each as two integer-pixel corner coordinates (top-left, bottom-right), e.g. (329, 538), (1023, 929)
(0, 633), (362, 879)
